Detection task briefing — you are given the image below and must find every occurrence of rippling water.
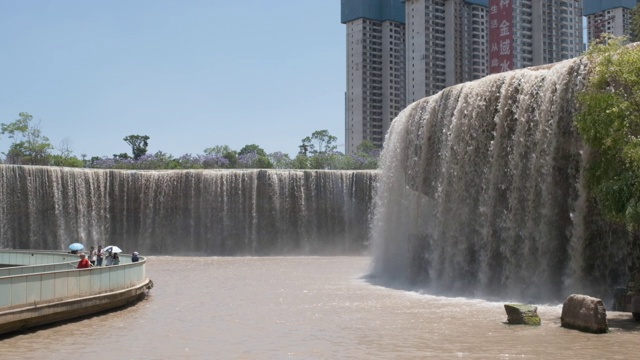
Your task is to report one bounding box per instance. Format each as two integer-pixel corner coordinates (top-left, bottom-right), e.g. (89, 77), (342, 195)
(1, 256), (638, 359)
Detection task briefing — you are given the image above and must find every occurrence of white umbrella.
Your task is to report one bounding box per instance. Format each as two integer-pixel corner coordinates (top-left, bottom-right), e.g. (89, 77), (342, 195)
(103, 245), (123, 253)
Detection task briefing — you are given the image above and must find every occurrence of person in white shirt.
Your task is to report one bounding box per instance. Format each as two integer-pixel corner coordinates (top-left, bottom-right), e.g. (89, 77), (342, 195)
(105, 250), (114, 266)
(89, 246), (97, 266)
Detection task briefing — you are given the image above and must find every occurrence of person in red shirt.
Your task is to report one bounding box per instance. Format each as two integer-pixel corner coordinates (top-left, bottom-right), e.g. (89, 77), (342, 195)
(77, 253), (91, 269)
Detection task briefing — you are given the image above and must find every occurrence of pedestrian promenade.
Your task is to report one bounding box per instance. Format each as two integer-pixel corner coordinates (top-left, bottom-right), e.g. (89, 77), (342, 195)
(0, 249), (152, 335)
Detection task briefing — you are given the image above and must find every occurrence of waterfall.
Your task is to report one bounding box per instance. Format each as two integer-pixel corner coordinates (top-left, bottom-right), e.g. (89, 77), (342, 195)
(370, 58), (638, 302)
(0, 166), (376, 256)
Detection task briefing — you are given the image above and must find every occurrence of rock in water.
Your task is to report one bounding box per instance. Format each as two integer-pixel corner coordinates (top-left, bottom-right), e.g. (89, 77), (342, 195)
(630, 293), (640, 321)
(504, 304), (541, 326)
(612, 287), (631, 312)
(560, 294), (608, 333)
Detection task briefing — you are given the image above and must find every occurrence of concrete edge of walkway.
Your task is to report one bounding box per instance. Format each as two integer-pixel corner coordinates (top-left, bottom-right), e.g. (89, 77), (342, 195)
(0, 278), (153, 336)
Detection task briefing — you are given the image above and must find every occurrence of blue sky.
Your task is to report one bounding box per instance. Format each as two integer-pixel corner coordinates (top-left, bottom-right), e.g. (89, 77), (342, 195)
(0, 1), (345, 158)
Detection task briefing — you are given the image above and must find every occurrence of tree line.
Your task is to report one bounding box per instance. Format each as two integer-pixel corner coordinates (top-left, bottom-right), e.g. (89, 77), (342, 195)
(0, 116), (379, 170)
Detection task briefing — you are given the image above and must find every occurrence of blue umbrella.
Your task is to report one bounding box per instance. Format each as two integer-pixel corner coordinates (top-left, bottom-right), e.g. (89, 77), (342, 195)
(68, 243), (84, 251)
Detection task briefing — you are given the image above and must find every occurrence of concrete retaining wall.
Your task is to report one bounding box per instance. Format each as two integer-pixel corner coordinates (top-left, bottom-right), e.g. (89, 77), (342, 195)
(0, 279), (151, 335)
(0, 250), (150, 336)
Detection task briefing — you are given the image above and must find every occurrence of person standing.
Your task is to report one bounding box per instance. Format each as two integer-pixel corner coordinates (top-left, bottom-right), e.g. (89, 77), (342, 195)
(131, 252), (140, 263)
(89, 246), (97, 266)
(105, 250), (114, 266)
(76, 253), (91, 269)
(96, 245), (104, 266)
(112, 253), (120, 265)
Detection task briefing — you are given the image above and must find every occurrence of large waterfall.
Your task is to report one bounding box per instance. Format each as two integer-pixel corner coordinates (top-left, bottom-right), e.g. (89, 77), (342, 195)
(0, 166), (376, 255)
(370, 58), (639, 302)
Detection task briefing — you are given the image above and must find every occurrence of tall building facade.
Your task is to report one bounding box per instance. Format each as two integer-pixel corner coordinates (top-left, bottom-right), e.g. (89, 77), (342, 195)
(584, 0), (638, 42)
(343, 0), (585, 153)
(342, 0), (406, 155)
(405, 0), (489, 103)
(488, 0), (583, 74)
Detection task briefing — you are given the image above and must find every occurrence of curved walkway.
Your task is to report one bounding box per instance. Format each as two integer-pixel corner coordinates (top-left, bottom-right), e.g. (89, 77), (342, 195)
(0, 250), (151, 336)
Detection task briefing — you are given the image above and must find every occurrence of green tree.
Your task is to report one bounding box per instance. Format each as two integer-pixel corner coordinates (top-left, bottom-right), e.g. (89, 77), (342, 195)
(113, 152), (130, 160)
(354, 140), (380, 169)
(204, 145), (233, 156)
(1, 112), (53, 165)
(239, 144), (267, 157)
(292, 154), (309, 169)
(575, 36), (640, 228)
(298, 130), (339, 169)
(299, 130), (338, 156)
(237, 144), (272, 168)
(356, 140), (377, 154)
(1, 112), (29, 144)
(254, 156), (274, 169)
(123, 134), (150, 160)
(308, 153), (335, 169)
(222, 150), (238, 168)
(268, 152), (293, 169)
(50, 155), (84, 167)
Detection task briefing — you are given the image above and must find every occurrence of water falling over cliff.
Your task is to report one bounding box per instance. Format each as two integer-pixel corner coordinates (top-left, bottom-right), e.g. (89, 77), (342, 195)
(0, 166), (376, 255)
(370, 58), (640, 302)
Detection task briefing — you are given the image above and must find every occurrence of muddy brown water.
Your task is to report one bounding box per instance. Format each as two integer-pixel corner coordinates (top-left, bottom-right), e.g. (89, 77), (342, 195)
(1, 256), (638, 359)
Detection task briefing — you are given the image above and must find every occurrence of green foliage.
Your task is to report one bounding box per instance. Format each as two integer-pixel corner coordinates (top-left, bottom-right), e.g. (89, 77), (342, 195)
(0, 118), (379, 171)
(356, 140), (377, 154)
(123, 134), (150, 160)
(254, 156), (273, 169)
(136, 151), (181, 169)
(308, 153), (332, 169)
(576, 36), (640, 228)
(268, 152), (293, 169)
(1, 112), (30, 143)
(1, 112), (53, 165)
(204, 145), (233, 156)
(297, 130), (340, 169)
(239, 144), (267, 157)
(236, 144), (272, 169)
(50, 155), (84, 167)
(222, 150), (238, 168)
(292, 154), (309, 169)
(300, 130), (338, 156)
(113, 152), (130, 160)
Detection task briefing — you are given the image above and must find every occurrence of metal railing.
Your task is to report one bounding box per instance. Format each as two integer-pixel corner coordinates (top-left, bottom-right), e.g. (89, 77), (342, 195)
(0, 250), (147, 310)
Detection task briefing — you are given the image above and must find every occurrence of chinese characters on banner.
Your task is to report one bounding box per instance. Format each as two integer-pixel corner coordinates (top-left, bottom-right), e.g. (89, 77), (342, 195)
(489, 0), (513, 74)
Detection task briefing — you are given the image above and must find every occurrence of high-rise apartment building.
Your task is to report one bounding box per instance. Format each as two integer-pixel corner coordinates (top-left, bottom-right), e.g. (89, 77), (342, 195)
(342, 0), (584, 152)
(584, 0), (638, 42)
(405, 0), (489, 103)
(342, 0), (406, 155)
(488, 0), (583, 75)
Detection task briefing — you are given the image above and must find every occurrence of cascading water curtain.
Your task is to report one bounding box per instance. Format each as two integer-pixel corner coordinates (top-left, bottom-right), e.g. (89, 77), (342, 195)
(370, 57), (640, 303)
(0, 166), (377, 256)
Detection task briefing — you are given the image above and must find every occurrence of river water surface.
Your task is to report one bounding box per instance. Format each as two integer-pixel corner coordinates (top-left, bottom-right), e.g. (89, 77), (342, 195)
(1, 256), (638, 359)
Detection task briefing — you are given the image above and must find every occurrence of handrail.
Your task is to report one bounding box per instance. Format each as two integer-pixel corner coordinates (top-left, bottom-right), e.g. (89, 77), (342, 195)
(0, 250), (145, 278)
(0, 249), (147, 311)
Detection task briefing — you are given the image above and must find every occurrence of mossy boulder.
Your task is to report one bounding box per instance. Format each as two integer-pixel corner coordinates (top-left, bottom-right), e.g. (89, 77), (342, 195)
(504, 304), (541, 326)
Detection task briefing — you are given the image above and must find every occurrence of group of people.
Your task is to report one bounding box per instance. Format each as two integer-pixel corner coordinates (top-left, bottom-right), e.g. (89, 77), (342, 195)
(76, 245), (140, 269)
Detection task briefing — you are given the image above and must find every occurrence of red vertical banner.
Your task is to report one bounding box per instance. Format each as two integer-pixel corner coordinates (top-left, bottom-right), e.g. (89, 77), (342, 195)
(489, 0), (514, 74)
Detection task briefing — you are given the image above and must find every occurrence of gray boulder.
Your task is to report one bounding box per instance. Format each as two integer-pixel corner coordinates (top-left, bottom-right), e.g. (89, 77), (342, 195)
(504, 304), (541, 325)
(630, 293), (640, 321)
(560, 294), (608, 333)
(612, 287), (631, 312)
